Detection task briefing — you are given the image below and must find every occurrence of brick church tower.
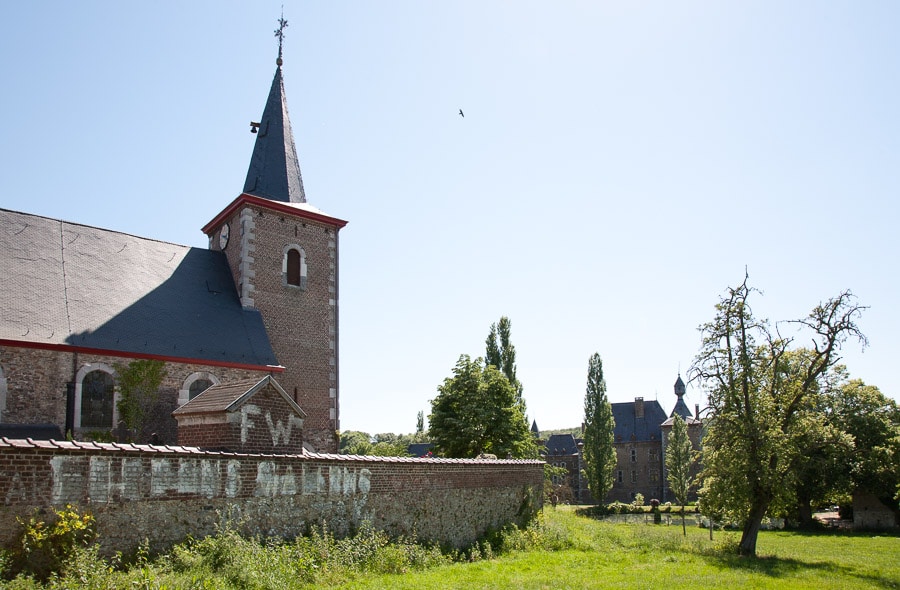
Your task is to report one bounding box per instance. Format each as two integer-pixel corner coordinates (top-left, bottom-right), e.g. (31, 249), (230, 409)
(202, 32), (346, 453)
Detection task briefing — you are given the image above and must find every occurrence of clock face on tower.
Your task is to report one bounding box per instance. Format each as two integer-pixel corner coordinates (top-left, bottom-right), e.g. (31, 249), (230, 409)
(219, 223), (230, 249)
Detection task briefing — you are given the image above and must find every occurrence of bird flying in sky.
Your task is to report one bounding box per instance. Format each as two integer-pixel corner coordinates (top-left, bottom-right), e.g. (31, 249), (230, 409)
(459, 109), (464, 118)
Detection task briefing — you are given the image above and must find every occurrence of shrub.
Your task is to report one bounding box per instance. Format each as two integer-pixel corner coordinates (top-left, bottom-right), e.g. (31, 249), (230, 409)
(8, 505), (98, 582)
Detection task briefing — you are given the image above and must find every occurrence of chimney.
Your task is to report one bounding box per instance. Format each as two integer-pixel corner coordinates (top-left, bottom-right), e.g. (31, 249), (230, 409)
(695, 404), (700, 419)
(635, 397), (644, 419)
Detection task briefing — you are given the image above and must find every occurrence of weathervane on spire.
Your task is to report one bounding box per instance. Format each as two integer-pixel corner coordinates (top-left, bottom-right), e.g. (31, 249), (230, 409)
(275, 8), (288, 66)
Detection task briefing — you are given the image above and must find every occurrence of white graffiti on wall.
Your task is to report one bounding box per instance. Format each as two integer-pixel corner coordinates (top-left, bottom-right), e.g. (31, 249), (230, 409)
(240, 404), (304, 447)
(45, 455), (371, 505)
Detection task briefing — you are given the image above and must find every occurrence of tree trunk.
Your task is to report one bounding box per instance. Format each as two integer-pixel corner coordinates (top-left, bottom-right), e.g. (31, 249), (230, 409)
(739, 503), (768, 557)
(681, 504), (687, 536)
(796, 499), (814, 529)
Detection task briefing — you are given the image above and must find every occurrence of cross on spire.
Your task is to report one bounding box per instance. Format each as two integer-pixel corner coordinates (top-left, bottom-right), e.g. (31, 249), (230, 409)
(275, 9), (288, 65)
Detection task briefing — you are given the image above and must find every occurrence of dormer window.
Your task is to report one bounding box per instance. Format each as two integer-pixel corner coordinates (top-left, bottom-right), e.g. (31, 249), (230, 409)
(283, 245), (307, 290)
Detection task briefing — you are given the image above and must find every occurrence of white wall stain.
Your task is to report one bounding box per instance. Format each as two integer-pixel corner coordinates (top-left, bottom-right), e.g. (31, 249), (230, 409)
(240, 404), (261, 444)
(51, 455), (85, 504)
(88, 456), (110, 502)
(4, 473), (28, 503)
(264, 412), (303, 446)
(303, 464), (326, 495)
(150, 458), (176, 497)
(47, 456), (373, 506)
(225, 460), (241, 498)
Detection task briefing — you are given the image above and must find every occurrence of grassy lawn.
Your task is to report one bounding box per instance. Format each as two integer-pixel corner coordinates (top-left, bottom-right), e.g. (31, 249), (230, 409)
(3, 505), (897, 588)
(343, 507), (899, 590)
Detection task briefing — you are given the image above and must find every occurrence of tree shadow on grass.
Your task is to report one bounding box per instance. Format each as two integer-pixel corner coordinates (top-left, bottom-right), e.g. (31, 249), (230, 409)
(780, 527), (900, 540)
(702, 549), (899, 589)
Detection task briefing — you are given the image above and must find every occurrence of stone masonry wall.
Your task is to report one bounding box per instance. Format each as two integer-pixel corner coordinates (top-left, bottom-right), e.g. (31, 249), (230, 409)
(0, 345), (271, 444)
(0, 439), (543, 556)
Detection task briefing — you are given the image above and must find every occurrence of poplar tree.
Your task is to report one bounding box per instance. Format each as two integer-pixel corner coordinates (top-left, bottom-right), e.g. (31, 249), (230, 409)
(666, 414), (694, 535)
(582, 353), (617, 505)
(485, 316), (523, 399)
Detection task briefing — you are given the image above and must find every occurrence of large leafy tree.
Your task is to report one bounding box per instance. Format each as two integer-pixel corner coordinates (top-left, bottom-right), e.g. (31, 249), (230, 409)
(666, 414), (695, 535)
(485, 316), (523, 399)
(339, 430), (374, 455)
(429, 355), (536, 458)
(830, 380), (900, 513)
(690, 275), (866, 556)
(783, 366), (853, 527)
(582, 353), (617, 505)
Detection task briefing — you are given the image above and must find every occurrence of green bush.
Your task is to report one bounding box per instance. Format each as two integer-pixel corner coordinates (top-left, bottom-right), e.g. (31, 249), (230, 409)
(7, 505), (98, 582)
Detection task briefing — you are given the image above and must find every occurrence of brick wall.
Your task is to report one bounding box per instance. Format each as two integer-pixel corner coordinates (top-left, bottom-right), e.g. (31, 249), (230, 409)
(0, 440), (543, 555)
(176, 382), (305, 454)
(214, 204), (340, 453)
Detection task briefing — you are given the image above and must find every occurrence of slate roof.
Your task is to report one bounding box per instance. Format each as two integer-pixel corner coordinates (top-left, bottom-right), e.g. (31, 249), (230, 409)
(243, 63), (306, 203)
(661, 414), (702, 427)
(0, 423), (63, 440)
(408, 443), (434, 457)
(611, 400), (668, 442)
(545, 433), (580, 456)
(0, 209), (278, 368)
(670, 397), (693, 419)
(173, 375), (305, 417)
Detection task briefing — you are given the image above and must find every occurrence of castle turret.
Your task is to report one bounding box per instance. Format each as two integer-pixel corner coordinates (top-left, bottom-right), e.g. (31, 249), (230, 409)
(670, 374), (692, 419)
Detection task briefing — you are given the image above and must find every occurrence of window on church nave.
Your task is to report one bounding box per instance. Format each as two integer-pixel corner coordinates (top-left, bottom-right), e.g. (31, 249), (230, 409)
(189, 379), (213, 400)
(283, 245), (307, 290)
(81, 370), (115, 428)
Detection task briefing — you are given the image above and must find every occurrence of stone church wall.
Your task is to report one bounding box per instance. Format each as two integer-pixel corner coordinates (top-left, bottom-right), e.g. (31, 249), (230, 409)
(0, 345), (271, 444)
(0, 439), (543, 556)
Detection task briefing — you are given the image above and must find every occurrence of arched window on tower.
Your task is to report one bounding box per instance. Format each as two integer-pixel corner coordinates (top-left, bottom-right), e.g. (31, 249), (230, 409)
(283, 245), (307, 290)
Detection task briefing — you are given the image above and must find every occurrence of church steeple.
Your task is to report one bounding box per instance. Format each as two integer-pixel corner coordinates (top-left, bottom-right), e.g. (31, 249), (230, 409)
(242, 14), (307, 204)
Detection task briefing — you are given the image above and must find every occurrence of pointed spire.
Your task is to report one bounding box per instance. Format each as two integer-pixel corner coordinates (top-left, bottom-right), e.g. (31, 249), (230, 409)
(242, 13), (306, 204)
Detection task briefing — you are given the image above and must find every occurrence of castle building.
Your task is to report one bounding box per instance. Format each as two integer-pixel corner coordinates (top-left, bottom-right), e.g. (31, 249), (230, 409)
(0, 39), (345, 452)
(543, 375), (703, 505)
(659, 374), (703, 502)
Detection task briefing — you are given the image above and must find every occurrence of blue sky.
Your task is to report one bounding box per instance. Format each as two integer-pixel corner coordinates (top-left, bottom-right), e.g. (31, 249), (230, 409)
(1, 1), (897, 435)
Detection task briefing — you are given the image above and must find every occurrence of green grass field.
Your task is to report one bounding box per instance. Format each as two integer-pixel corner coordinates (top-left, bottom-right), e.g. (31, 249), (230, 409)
(344, 508), (899, 590)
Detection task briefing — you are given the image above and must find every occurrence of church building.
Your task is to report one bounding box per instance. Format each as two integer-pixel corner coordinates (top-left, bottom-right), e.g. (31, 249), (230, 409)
(0, 32), (345, 452)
